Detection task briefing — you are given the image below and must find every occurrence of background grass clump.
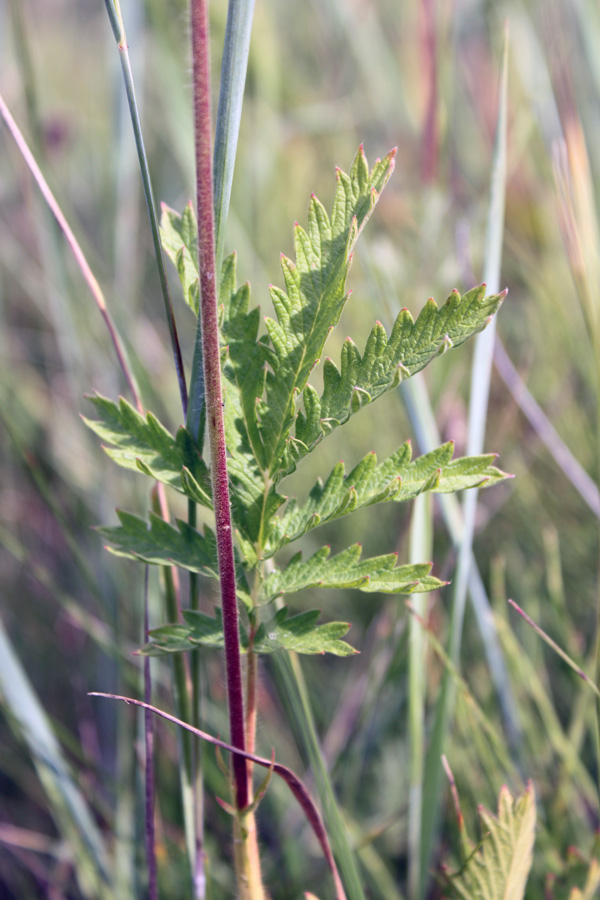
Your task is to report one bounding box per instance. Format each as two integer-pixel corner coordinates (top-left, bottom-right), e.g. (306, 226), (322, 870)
(1, 1), (600, 898)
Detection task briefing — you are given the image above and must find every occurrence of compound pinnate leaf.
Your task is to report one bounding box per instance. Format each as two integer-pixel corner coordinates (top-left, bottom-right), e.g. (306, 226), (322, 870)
(83, 394), (212, 508)
(266, 442), (509, 554)
(259, 544), (444, 605)
(449, 782), (536, 900)
(291, 285), (506, 471)
(160, 202), (200, 315)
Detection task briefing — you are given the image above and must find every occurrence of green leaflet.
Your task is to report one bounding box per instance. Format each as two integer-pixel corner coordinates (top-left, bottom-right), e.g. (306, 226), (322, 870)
(160, 202), (200, 315)
(291, 285), (506, 474)
(140, 608), (227, 655)
(98, 511), (251, 604)
(98, 511), (219, 575)
(83, 394), (212, 508)
(449, 783), (536, 900)
(259, 544), (445, 605)
(252, 608), (356, 656)
(265, 442), (509, 555)
(139, 606), (355, 658)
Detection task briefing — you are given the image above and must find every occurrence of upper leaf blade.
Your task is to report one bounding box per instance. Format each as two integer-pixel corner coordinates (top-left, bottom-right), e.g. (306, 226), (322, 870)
(258, 145), (396, 479)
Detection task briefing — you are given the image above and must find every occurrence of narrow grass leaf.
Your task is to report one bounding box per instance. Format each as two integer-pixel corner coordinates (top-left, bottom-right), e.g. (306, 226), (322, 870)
(420, 30), (509, 891)
(0, 617), (112, 899)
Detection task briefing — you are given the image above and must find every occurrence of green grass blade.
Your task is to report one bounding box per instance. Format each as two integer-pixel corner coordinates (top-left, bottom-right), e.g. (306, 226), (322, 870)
(419, 27), (509, 893)
(271, 651), (367, 900)
(103, 0), (188, 415)
(407, 492), (432, 900)
(0, 615), (113, 899)
(400, 375), (519, 747)
(213, 0), (256, 273)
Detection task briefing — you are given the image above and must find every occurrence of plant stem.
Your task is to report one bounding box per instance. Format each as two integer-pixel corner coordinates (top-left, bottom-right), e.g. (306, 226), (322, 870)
(151, 490), (196, 869)
(241, 628), (265, 900)
(143, 567), (158, 900)
(188, 500), (205, 898)
(103, 0), (188, 416)
(190, 0), (248, 815)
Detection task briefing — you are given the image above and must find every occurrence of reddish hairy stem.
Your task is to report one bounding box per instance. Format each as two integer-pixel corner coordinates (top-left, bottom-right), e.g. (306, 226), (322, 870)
(190, 0), (248, 811)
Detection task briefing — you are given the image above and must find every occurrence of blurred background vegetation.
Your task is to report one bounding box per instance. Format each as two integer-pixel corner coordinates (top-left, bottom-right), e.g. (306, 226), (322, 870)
(1, 0), (600, 897)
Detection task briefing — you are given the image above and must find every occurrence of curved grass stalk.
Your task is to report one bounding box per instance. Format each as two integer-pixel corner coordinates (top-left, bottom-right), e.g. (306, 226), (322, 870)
(0, 91), (142, 414)
(91, 692), (347, 900)
(7, 0), (82, 398)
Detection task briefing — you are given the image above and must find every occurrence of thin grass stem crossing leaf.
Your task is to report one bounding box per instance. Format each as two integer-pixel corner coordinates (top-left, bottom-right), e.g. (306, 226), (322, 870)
(83, 394), (212, 508)
(98, 511), (219, 575)
(265, 442), (509, 555)
(259, 544), (444, 604)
